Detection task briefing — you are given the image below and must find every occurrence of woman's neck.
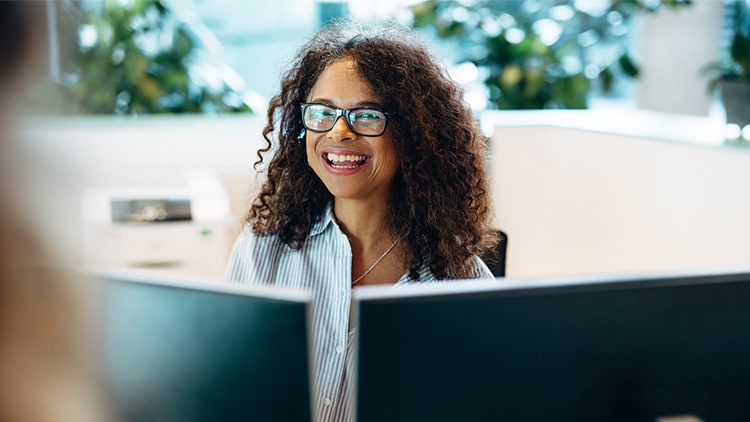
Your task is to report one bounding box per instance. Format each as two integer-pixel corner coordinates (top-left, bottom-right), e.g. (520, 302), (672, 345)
(333, 197), (406, 287)
(333, 197), (390, 246)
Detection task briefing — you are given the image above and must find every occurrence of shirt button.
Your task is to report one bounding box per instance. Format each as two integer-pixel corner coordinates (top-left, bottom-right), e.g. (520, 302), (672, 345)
(323, 398), (332, 407)
(336, 345), (344, 353)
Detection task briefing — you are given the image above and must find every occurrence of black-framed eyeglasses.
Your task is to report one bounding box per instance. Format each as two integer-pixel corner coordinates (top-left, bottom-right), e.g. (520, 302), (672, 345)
(300, 103), (390, 137)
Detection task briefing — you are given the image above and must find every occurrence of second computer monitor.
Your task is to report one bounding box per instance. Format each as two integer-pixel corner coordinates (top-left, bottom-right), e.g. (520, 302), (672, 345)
(353, 269), (750, 422)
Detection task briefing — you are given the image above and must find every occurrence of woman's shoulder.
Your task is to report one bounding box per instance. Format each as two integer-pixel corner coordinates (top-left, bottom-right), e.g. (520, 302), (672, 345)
(225, 225), (286, 281)
(232, 224), (288, 254)
(230, 224), (286, 260)
(395, 254), (493, 286)
(469, 254), (495, 279)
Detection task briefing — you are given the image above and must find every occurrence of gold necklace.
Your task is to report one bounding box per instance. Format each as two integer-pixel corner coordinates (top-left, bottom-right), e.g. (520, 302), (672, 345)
(351, 236), (402, 286)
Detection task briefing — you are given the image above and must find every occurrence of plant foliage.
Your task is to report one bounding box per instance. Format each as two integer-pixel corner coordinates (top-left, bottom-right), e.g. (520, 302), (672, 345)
(411, 0), (692, 109)
(703, 0), (749, 91)
(43, 0), (252, 115)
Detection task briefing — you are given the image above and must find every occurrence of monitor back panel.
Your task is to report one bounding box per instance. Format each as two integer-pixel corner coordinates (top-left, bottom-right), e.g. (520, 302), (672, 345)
(96, 274), (312, 422)
(354, 272), (750, 422)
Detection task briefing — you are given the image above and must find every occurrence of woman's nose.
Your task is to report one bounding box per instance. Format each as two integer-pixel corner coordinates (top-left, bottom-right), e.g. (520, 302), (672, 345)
(326, 116), (356, 141)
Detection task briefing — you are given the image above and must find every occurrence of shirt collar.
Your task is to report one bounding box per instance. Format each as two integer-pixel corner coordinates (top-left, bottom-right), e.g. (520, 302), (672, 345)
(309, 201), (336, 237)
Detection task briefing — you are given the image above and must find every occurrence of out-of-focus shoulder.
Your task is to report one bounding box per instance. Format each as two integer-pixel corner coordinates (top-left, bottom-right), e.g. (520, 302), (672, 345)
(471, 255), (494, 279)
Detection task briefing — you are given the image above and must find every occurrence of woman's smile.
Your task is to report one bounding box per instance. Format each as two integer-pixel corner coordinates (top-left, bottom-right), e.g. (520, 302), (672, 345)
(323, 151), (370, 170)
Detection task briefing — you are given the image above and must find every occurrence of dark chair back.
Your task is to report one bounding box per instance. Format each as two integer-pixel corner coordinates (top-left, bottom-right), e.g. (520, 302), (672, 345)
(480, 230), (508, 277)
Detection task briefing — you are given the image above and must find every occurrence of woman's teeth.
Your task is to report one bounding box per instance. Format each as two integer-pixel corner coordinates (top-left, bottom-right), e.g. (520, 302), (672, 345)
(325, 152), (367, 168)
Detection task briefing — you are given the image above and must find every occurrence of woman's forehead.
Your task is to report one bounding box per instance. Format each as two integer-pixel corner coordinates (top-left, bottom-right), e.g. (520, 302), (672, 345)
(308, 59), (381, 105)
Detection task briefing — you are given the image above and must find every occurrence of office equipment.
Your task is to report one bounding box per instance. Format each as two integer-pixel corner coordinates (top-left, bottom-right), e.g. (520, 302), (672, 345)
(353, 268), (750, 422)
(82, 170), (235, 279)
(95, 272), (313, 421)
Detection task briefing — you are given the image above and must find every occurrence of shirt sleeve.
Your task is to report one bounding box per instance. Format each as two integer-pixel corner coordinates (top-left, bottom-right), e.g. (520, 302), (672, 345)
(224, 225), (255, 283)
(396, 254), (496, 285)
(470, 255), (496, 279)
(224, 225), (289, 285)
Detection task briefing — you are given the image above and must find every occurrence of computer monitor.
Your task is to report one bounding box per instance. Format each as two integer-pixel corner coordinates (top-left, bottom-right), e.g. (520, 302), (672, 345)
(352, 268), (750, 422)
(94, 272), (313, 421)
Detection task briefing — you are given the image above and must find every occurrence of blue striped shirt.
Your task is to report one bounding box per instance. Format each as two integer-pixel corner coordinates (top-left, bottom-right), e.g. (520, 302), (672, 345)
(224, 204), (493, 422)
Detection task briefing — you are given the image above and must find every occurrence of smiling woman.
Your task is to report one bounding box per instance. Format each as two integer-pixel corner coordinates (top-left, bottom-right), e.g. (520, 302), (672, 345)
(224, 20), (499, 422)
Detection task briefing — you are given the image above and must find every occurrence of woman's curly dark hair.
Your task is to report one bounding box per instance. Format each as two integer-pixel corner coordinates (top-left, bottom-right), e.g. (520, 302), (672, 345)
(249, 21), (498, 280)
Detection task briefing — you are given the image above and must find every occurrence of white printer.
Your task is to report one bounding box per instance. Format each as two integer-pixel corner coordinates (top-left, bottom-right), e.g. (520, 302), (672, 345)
(82, 170), (235, 280)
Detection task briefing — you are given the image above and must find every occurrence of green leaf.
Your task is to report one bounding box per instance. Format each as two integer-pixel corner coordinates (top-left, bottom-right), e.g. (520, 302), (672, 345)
(618, 52), (640, 77)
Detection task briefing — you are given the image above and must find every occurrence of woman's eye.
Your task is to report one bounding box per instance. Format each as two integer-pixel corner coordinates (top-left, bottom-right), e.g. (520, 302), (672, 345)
(312, 110), (334, 120)
(355, 111), (381, 121)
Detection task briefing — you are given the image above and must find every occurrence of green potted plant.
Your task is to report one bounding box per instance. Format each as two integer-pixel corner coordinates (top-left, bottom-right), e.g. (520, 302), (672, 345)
(703, 0), (749, 131)
(34, 0), (252, 115)
(410, 0), (692, 110)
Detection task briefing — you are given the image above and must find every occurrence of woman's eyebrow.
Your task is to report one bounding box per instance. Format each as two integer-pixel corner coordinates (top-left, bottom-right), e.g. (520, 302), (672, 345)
(308, 98), (384, 108)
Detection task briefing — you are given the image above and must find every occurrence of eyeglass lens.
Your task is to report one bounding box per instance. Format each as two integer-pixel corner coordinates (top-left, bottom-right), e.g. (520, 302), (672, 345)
(302, 103), (387, 136)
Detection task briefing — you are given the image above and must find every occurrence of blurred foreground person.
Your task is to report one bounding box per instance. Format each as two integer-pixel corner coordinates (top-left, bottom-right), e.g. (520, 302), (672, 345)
(0, 2), (108, 421)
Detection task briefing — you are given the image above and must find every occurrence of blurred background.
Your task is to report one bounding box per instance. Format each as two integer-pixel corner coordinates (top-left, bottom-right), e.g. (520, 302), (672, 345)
(33, 0), (747, 117)
(15, 0), (750, 281)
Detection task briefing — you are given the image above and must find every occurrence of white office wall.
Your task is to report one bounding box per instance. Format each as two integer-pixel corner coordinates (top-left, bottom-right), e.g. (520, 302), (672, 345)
(18, 111), (750, 279)
(488, 112), (750, 277)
